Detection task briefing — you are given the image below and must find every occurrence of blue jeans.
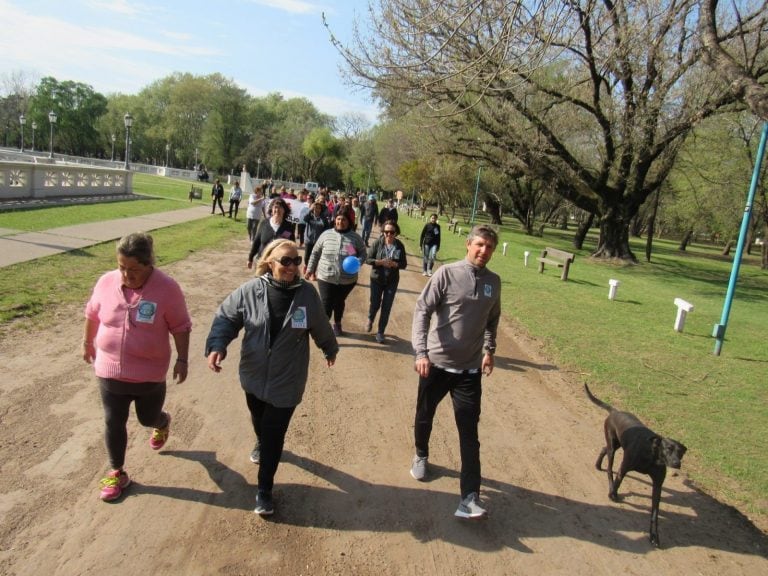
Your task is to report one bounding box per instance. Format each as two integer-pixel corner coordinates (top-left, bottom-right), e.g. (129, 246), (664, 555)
(368, 279), (398, 334)
(422, 244), (438, 273)
(414, 367), (482, 498)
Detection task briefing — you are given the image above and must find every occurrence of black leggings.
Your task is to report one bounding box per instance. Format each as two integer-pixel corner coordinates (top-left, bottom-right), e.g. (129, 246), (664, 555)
(245, 393), (296, 494)
(99, 378), (167, 470)
(316, 280), (356, 324)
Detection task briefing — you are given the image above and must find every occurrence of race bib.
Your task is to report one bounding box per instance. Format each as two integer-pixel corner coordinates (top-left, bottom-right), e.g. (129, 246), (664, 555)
(136, 300), (157, 324)
(291, 307), (308, 329)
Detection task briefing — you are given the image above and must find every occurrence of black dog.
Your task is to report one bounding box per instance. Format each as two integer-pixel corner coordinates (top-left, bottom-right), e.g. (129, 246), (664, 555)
(585, 384), (687, 547)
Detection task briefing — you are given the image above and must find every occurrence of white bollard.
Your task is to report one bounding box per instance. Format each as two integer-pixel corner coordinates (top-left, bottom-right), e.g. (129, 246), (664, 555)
(673, 298), (694, 332)
(608, 279), (621, 300)
(457, 227), (462, 236)
(524, 251), (530, 266)
(503, 242), (508, 256)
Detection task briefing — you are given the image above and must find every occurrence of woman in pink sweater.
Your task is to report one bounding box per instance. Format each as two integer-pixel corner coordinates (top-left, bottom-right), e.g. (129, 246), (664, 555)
(83, 232), (191, 502)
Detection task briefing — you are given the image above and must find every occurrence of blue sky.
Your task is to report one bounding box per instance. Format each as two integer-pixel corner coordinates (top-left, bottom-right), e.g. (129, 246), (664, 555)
(0, 0), (380, 122)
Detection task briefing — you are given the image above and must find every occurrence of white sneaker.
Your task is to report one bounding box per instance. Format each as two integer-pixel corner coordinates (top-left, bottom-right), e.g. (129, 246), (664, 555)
(454, 492), (487, 519)
(410, 455), (427, 481)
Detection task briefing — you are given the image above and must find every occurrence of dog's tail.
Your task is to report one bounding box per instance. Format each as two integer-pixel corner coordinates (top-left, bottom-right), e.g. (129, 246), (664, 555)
(584, 383), (614, 412)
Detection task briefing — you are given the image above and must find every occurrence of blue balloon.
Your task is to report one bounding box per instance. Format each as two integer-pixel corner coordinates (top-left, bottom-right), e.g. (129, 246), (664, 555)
(342, 255), (361, 274)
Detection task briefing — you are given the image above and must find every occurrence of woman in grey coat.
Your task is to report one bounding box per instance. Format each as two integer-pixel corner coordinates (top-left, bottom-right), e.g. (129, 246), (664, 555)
(205, 239), (338, 516)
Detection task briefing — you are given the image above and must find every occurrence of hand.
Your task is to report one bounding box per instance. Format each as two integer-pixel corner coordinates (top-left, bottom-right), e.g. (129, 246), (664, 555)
(326, 355), (336, 367)
(247, 261), (253, 270)
(173, 360), (188, 384)
(482, 352), (494, 376)
(414, 357), (431, 378)
(207, 351), (224, 373)
(82, 341), (96, 364)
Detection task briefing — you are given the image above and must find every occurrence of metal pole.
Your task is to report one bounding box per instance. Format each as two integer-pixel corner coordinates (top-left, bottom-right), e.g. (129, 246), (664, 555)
(257, 158), (261, 179)
(471, 165), (482, 225)
(31, 122), (36, 151)
(111, 134), (115, 161)
(713, 121), (768, 355)
(19, 115), (25, 152)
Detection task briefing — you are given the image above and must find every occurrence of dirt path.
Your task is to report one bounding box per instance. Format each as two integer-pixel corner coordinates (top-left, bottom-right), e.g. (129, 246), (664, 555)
(1, 237), (766, 576)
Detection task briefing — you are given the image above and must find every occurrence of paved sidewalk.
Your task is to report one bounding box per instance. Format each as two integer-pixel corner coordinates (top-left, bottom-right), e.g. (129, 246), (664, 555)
(0, 205), (212, 268)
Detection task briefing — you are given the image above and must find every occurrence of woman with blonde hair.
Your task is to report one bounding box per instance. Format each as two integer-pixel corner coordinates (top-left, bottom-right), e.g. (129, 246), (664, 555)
(206, 239), (338, 516)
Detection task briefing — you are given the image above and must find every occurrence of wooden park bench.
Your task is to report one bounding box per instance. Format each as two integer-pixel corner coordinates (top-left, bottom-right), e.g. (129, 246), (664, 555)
(188, 185), (203, 201)
(537, 247), (575, 281)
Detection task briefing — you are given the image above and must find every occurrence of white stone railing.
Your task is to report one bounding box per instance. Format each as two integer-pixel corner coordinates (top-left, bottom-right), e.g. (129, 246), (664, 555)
(0, 160), (132, 201)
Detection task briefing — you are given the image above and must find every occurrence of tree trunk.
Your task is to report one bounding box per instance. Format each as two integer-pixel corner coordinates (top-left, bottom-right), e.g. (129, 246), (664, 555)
(573, 212), (595, 250)
(721, 241), (733, 256)
(645, 188), (662, 262)
(591, 209), (636, 261)
(485, 196), (502, 225)
(762, 242), (768, 269)
(678, 229), (693, 251)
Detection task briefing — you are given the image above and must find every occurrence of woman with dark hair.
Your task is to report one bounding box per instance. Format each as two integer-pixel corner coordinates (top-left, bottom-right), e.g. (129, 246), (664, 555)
(247, 197), (295, 269)
(83, 232), (191, 502)
(305, 213), (366, 336)
(302, 201), (332, 271)
(206, 239), (338, 516)
(365, 220), (408, 343)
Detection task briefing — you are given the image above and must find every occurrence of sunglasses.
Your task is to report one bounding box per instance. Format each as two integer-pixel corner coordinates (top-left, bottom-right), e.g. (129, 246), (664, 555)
(383, 230), (396, 235)
(274, 256), (302, 266)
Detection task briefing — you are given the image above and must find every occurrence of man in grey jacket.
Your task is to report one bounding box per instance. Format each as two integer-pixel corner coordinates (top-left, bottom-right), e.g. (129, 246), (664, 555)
(410, 224), (501, 519)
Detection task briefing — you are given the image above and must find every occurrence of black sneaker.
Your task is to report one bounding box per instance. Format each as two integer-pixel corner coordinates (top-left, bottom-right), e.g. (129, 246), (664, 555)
(254, 491), (274, 516)
(249, 443), (260, 464)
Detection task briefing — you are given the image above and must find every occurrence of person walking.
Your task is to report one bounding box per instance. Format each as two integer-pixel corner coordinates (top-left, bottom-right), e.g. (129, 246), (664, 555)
(409, 224), (501, 519)
(211, 178), (226, 216)
(205, 239), (338, 516)
(302, 200), (332, 273)
(305, 213), (366, 337)
(228, 180), (243, 220)
(247, 197), (295, 269)
(365, 221), (408, 343)
(378, 198), (398, 224)
(82, 232), (191, 502)
(361, 194), (379, 247)
(246, 185), (267, 241)
(419, 213), (441, 276)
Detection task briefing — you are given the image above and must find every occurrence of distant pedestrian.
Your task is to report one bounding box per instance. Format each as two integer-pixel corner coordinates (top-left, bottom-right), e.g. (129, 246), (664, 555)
(206, 239), (338, 516)
(305, 213), (366, 336)
(378, 198), (398, 224)
(248, 197), (295, 268)
(365, 221), (407, 343)
(419, 214), (441, 276)
(83, 232), (191, 502)
(410, 224), (501, 519)
(211, 179), (225, 216)
(361, 194), (379, 246)
(228, 181), (243, 220)
(246, 185), (267, 241)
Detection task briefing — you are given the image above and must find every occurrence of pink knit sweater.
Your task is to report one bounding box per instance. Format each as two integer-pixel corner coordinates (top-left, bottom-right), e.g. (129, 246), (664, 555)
(85, 268), (192, 383)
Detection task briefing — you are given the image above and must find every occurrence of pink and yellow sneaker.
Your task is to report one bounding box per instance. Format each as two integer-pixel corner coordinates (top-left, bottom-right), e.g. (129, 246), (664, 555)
(99, 469), (131, 502)
(149, 412), (171, 450)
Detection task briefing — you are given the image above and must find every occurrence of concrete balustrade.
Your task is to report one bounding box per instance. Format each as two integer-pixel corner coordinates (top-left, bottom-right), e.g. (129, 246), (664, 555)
(0, 161), (131, 201)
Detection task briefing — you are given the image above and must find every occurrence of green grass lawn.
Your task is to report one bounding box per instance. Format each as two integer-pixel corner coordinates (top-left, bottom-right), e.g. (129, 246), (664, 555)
(1, 179), (766, 527)
(398, 211), (768, 524)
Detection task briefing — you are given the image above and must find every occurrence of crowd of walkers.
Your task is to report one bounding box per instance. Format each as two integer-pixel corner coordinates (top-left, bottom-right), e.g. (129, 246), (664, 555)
(82, 181), (503, 522)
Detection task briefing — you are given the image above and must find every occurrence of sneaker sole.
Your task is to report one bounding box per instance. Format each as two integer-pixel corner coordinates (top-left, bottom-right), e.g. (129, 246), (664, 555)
(410, 469), (426, 481)
(254, 506), (274, 516)
(454, 509), (488, 519)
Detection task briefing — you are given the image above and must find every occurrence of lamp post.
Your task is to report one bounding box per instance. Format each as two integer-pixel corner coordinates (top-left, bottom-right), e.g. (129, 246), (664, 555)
(19, 114), (26, 152)
(165, 143), (170, 167)
(470, 164), (482, 225)
(48, 111), (57, 159)
(31, 121), (37, 151)
(194, 147), (198, 168)
(111, 134), (116, 161)
(123, 113), (133, 170)
(257, 157), (261, 180)
(366, 164), (372, 194)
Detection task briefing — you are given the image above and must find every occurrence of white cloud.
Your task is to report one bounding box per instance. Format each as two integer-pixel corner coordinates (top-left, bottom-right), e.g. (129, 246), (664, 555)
(249, 0), (321, 15)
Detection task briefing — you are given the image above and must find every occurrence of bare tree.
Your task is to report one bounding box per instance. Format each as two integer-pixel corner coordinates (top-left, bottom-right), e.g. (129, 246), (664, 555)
(328, 1), (768, 261)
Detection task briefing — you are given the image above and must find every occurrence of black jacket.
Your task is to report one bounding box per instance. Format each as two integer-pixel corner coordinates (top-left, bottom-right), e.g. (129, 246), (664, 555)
(248, 219), (296, 263)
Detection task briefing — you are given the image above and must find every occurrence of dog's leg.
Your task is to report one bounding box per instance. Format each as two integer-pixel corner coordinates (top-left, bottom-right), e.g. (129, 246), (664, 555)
(595, 447), (607, 470)
(606, 446), (618, 500)
(648, 468), (666, 547)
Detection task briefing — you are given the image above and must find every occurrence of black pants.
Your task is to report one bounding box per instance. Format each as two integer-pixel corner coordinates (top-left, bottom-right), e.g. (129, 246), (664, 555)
(414, 367), (482, 498)
(228, 200), (240, 219)
(99, 378), (167, 470)
(245, 393), (296, 494)
(212, 197), (225, 214)
(316, 280), (356, 324)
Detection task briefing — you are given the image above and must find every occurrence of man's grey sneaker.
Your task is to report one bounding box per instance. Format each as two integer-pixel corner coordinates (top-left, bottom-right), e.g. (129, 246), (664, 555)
(254, 491), (274, 516)
(375, 332), (385, 344)
(249, 443), (261, 464)
(454, 492), (487, 519)
(410, 455), (428, 481)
